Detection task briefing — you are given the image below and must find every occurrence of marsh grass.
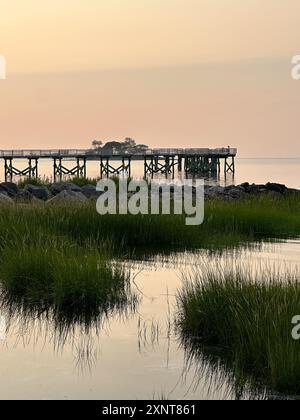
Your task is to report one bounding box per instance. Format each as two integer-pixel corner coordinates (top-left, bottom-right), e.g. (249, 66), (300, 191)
(176, 261), (300, 395)
(69, 176), (99, 187)
(16, 175), (101, 188)
(0, 242), (138, 317)
(17, 176), (52, 188)
(0, 193), (298, 334)
(0, 193), (299, 251)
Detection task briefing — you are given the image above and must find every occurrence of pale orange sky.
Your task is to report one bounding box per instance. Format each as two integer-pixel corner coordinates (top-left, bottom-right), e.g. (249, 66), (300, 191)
(0, 0), (300, 156)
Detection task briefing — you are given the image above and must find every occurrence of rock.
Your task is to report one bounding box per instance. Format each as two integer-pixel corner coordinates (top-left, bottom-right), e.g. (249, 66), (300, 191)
(81, 184), (101, 198)
(49, 182), (82, 195)
(210, 186), (225, 194)
(265, 182), (287, 194)
(225, 186), (244, 199)
(286, 188), (300, 194)
(257, 186), (268, 193)
(15, 189), (43, 203)
(238, 182), (250, 191)
(232, 182), (293, 197)
(46, 190), (88, 204)
(208, 186), (226, 195)
(24, 184), (51, 201)
(0, 192), (14, 204)
(248, 183), (261, 194)
(205, 185), (244, 200)
(0, 182), (18, 197)
(224, 185), (243, 191)
(204, 186), (225, 199)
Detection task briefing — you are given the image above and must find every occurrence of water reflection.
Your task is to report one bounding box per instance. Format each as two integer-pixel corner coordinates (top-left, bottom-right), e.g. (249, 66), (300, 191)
(175, 247), (300, 400)
(177, 331), (272, 400)
(0, 242), (299, 398)
(177, 330), (300, 400)
(0, 281), (139, 374)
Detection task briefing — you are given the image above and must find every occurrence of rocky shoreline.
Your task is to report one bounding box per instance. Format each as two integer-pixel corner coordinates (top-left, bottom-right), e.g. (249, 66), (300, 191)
(0, 181), (299, 204)
(204, 182), (300, 200)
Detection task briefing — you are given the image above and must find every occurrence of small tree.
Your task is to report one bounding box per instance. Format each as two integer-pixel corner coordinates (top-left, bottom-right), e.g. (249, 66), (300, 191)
(92, 140), (103, 149)
(123, 137), (136, 150)
(93, 138), (149, 154)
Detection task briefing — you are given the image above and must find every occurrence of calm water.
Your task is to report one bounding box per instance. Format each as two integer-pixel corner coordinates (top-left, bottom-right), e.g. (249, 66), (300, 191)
(0, 158), (300, 189)
(0, 241), (299, 400)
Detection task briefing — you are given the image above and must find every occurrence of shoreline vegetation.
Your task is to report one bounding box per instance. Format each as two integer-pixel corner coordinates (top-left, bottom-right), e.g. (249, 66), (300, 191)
(176, 262), (300, 396)
(0, 244), (137, 315)
(0, 176), (299, 398)
(0, 178), (299, 250)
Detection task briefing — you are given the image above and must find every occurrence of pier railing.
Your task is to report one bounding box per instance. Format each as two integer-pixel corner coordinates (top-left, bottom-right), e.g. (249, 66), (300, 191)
(0, 148), (237, 158)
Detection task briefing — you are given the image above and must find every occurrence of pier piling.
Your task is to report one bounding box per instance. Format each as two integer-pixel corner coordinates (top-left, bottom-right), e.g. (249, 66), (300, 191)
(100, 156), (131, 178)
(4, 157), (39, 181)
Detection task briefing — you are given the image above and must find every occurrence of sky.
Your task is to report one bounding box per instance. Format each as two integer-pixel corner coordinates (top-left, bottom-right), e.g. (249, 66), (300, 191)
(0, 0), (300, 156)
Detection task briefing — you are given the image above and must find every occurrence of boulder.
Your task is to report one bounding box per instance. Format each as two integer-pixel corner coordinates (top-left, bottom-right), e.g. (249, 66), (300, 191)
(248, 183), (261, 194)
(265, 182), (288, 194)
(24, 184), (51, 201)
(204, 186), (225, 199)
(0, 182), (18, 197)
(49, 182), (82, 196)
(238, 182), (250, 192)
(0, 192), (14, 204)
(237, 183), (259, 194)
(15, 189), (43, 203)
(46, 190), (88, 204)
(81, 184), (101, 199)
(286, 188), (300, 194)
(225, 186), (244, 199)
(208, 186), (226, 195)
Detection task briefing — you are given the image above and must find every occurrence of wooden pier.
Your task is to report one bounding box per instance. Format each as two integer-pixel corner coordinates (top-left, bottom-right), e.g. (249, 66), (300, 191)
(0, 147), (237, 181)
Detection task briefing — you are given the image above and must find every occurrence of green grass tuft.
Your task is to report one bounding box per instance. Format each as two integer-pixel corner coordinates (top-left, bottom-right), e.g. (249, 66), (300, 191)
(176, 261), (300, 395)
(0, 243), (137, 315)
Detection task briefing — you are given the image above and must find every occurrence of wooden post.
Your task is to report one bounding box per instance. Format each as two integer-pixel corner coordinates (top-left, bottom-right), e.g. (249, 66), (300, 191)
(100, 157), (103, 178)
(4, 158), (8, 182)
(178, 156), (182, 172)
(84, 157), (87, 178)
(35, 159), (39, 179)
(128, 157), (131, 177)
(59, 158), (62, 181)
